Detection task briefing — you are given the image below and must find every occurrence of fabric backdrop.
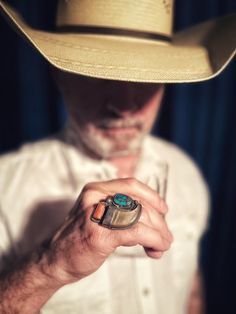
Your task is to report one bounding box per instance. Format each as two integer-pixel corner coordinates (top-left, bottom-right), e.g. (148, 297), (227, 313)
(0, 1), (235, 313)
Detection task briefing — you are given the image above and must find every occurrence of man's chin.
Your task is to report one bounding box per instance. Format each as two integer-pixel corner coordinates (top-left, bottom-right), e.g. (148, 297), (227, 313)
(78, 126), (146, 159)
(85, 136), (143, 159)
(96, 142), (141, 159)
(104, 147), (139, 158)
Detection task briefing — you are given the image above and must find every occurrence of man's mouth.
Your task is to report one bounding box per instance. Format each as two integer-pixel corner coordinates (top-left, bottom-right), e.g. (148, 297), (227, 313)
(96, 119), (142, 129)
(100, 126), (139, 138)
(96, 119), (143, 138)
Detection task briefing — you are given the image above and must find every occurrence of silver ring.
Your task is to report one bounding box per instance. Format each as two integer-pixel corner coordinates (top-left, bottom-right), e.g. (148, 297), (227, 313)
(90, 193), (142, 230)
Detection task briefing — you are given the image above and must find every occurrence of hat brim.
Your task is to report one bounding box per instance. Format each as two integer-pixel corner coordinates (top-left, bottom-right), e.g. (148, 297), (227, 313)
(1, 1), (235, 83)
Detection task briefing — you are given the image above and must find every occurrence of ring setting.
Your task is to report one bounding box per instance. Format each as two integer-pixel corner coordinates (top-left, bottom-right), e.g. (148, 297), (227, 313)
(91, 193), (142, 230)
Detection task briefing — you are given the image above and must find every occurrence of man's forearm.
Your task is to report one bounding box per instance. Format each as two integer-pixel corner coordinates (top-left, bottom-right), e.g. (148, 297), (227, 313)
(0, 249), (63, 314)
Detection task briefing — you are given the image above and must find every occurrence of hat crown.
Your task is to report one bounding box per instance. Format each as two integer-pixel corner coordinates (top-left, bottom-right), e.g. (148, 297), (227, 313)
(56, 0), (174, 37)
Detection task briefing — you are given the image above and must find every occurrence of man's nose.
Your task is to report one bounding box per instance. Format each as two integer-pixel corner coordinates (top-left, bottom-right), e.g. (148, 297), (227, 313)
(106, 81), (138, 116)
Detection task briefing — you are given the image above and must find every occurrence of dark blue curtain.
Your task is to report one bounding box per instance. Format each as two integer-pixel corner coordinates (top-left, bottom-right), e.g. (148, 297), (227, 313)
(0, 1), (236, 313)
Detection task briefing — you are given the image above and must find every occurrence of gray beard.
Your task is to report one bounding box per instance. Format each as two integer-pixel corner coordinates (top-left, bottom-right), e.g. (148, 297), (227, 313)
(66, 117), (147, 159)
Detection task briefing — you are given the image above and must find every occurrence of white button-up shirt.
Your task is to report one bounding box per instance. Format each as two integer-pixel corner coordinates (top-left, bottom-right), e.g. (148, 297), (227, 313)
(0, 134), (209, 314)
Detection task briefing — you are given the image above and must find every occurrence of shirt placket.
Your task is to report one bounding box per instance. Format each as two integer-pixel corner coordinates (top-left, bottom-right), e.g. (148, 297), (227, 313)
(134, 258), (159, 314)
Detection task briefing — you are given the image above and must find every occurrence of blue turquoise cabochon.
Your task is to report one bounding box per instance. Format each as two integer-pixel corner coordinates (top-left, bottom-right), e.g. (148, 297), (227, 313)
(113, 194), (133, 208)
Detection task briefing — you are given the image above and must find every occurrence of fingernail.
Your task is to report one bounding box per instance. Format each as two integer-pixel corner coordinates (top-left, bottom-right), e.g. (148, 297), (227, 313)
(156, 252), (163, 259)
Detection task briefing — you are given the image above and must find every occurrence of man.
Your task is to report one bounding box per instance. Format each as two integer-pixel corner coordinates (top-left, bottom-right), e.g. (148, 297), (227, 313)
(0, 1), (235, 314)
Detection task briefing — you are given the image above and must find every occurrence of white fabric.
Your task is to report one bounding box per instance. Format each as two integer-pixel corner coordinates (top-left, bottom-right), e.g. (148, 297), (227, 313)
(0, 134), (209, 314)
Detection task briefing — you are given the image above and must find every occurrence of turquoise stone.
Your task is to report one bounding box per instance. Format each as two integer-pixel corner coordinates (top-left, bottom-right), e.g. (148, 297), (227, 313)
(113, 194), (132, 207)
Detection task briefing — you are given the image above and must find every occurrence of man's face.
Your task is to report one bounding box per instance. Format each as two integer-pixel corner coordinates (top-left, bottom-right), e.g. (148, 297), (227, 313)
(55, 70), (165, 158)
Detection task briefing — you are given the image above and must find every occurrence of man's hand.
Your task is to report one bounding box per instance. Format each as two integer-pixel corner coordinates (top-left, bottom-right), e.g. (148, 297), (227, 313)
(46, 178), (173, 285)
(0, 178), (173, 313)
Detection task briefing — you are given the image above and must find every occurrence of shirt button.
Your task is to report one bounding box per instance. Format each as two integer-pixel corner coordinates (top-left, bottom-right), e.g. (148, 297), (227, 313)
(187, 231), (194, 240)
(142, 287), (150, 296)
(189, 213), (196, 220)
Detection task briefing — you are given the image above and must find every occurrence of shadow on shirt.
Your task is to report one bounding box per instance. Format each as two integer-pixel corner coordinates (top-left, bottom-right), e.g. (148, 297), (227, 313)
(0, 198), (74, 273)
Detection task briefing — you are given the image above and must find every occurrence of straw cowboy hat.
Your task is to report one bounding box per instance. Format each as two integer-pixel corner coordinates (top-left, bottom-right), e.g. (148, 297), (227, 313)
(0, 0), (235, 83)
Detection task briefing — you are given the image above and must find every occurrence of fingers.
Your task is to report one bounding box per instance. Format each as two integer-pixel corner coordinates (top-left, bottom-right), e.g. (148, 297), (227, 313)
(144, 249), (164, 259)
(82, 178), (168, 215)
(72, 178), (174, 261)
(113, 222), (171, 255)
(49, 178), (174, 284)
(140, 203), (173, 242)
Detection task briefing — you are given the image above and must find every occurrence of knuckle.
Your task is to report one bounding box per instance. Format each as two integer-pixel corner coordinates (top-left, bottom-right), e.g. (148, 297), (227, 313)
(124, 177), (139, 188)
(88, 228), (115, 255)
(131, 223), (141, 239)
(80, 182), (100, 206)
(156, 214), (165, 229)
(87, 229), (103, 250)
(162, 200), (168, 212)
(159, 198), (168, 213)
(80, 189), (92, 206)
(82, 182), (97, 193)
(162, 220), (170, 233)
(162, 238), (171, 251)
